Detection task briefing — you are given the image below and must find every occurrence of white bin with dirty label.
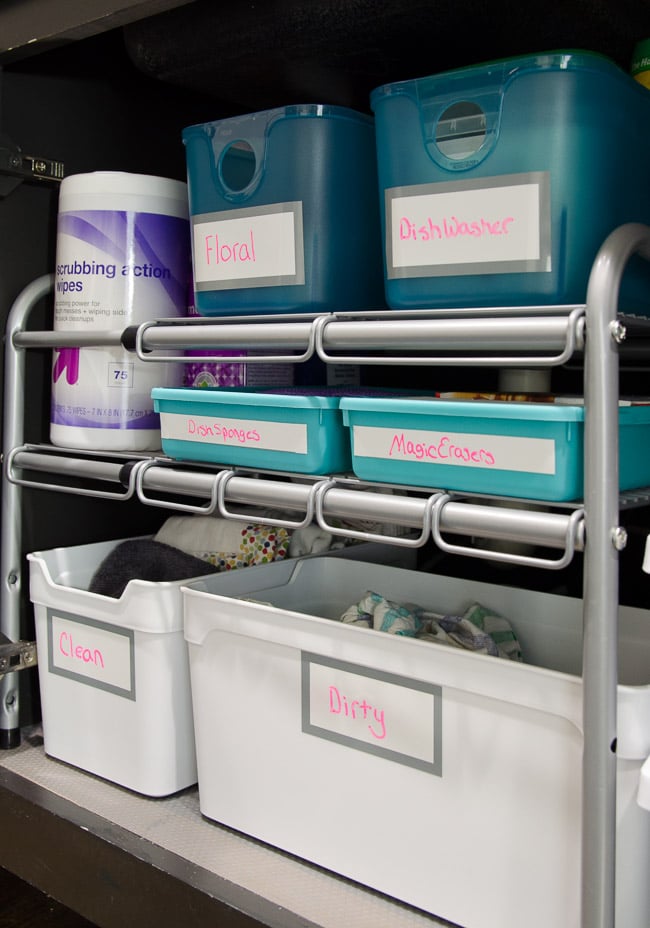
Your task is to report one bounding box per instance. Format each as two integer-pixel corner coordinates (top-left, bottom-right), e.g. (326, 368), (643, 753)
(183, 557), (650, 928)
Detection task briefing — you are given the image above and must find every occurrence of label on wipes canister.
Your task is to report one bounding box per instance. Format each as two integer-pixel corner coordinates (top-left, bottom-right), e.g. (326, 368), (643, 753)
(52, 210), (189, 432)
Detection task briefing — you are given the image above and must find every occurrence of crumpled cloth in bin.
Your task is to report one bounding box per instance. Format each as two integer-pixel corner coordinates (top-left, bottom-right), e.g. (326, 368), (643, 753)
(340, 591), (522, 661)
(88, 538), (219, 599)
(154, 515), (291, 569)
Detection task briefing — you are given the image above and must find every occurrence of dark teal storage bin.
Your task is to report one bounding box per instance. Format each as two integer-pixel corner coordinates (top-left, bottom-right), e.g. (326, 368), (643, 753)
(371, 51), (650, 311)
(183, 105), (385, 315)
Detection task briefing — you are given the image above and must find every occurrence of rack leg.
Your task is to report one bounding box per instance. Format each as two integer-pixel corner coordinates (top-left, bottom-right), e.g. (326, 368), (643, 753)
(0, 275), (53, 747)
(581, 223), (650, 928)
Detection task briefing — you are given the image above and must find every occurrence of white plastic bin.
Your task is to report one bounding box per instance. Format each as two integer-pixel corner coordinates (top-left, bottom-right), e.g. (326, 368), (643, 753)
(183, 557), (650, 928)
(28, 535), (213, 796)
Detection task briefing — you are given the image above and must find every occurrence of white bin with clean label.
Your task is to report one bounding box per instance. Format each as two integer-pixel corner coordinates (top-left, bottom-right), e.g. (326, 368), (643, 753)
(182, 557), (650, 928)
(28, 535), (214, 797)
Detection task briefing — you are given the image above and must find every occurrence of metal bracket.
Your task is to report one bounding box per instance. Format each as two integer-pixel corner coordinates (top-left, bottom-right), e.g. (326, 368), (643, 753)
(0, 134), (64, 198)
(0, 634), (37, 677)
(431, 495), (585, 570)
(313, 479), (443, 547)
(217, 469), (317, 529)
(135, 458), (230, 514)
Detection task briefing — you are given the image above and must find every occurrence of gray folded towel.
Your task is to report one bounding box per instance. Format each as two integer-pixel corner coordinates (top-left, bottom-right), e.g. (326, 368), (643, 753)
(88, 538), (219, 599)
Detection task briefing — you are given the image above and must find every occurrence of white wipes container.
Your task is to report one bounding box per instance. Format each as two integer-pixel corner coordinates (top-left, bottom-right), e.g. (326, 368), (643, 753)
(183, 557), (650, 928)
(50, 172), (191, 451)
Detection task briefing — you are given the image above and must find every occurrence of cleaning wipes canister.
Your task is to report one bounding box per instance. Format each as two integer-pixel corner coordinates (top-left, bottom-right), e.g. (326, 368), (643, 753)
(50, 172), (191, 451)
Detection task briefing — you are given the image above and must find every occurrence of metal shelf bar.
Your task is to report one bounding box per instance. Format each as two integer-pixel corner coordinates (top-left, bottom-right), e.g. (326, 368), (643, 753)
(14, 329), (125, 348)
(13, 306), (585, 363)
(6, 446), (146, 499)
(312, 307), (586, 366)
(7, 447), (584, 553)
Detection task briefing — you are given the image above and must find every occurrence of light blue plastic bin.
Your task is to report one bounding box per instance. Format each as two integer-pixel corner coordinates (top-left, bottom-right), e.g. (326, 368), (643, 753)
(183, 104), (385, 315)
(153, 387), (351, 474)
(370, 51), (650, 311)
(340, 396), (650, 501)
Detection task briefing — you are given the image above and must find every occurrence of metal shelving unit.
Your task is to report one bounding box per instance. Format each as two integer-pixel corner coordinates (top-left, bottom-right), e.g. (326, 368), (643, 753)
(2, 222), (650, 928)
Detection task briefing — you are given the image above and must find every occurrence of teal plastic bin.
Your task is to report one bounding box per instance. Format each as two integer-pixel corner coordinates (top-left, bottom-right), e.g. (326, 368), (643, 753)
(340, 395), (650, 501)
(183, 104), (385, 315)
(153, 386), (352, 474)
(370, 51), (650, 311)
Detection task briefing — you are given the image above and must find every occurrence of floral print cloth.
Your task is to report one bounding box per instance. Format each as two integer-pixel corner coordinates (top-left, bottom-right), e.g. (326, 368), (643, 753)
(154, 515), (290, 570)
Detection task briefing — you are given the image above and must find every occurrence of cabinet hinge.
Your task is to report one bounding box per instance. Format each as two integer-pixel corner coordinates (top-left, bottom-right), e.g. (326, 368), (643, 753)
(0, 134), (64, 198)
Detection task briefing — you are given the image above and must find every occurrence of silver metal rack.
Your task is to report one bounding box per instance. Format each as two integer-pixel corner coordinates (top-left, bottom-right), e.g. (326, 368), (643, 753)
(5, 445), (585, 553)
(3, 222), (650, 928)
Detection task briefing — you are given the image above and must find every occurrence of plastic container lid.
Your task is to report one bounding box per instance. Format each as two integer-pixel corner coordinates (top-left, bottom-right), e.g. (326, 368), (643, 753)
(340, 395), (650, 424)
(370, 49), (627, 105)
(59, 171), (188, 203)
(152, 386), (343, 410)
(183, 103), (373, 138)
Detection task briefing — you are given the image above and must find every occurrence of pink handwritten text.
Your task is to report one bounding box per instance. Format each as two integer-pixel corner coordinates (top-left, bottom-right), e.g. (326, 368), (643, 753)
(329, 685), (386, 739)
(203, 230), (256, 265)
(187, 419), (261, 444)
(59, 631), (105, 668)
(389, 432), (496, 466)
(400, 215), (515, 242)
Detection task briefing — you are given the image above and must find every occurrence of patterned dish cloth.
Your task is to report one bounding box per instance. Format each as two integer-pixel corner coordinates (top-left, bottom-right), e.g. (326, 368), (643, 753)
(155, 515), (291, 570)
(340, 591), (522, 661)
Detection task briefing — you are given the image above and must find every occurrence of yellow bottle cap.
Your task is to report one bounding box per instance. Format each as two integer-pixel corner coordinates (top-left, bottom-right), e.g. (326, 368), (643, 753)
(631, 38), (650, 87)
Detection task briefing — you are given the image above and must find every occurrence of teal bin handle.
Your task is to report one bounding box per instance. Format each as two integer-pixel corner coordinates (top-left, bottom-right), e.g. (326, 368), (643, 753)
(416, 67), (506, 173)
(186, 107), (291, 203)
(211, 109), (274, 201)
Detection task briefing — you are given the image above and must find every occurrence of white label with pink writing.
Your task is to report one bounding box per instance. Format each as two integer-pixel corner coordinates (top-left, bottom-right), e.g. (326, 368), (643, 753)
(192, 201), (305, 290)
(160, 411), (307, 453)
(47, 608), (135, 698)
(301, 652), (442, 774)
(386, 171), (551, 278)
(352, 423), (556, 475)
